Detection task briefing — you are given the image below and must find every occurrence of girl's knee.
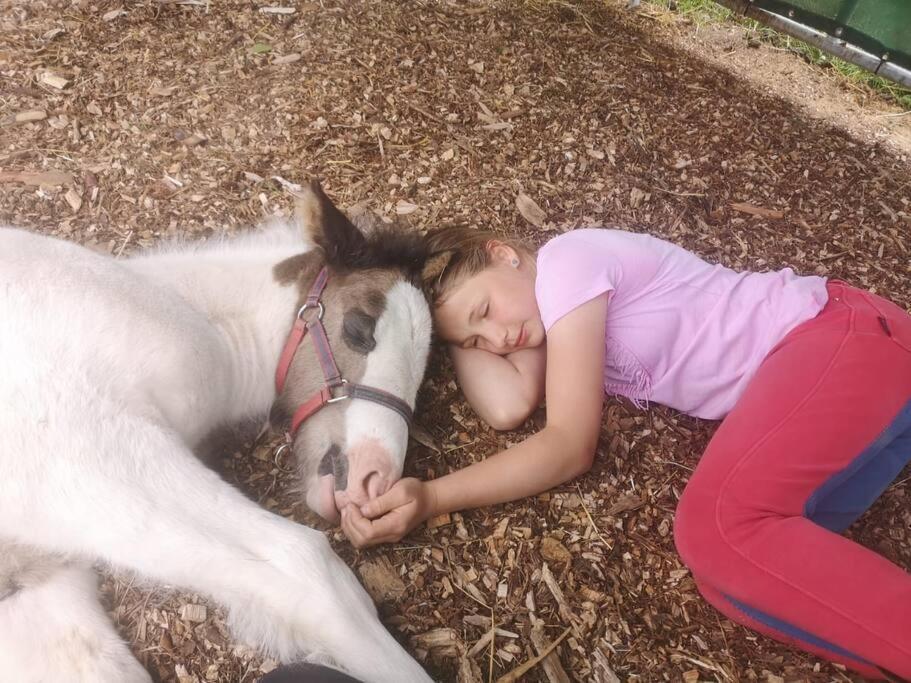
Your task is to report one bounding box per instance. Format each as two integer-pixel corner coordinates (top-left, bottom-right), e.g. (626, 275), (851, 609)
(673, 471), (756, 579)
(673, 478), (719, 574)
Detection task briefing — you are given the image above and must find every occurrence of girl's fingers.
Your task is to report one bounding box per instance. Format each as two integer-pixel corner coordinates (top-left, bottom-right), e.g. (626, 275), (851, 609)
(339, 508), (360, 546)
(360, 481), (413, 518)
(341, 507), (370, 547)
(366, 510), (410, 540)
(341, 506), (408, 548)
(353, 505), (408, 539)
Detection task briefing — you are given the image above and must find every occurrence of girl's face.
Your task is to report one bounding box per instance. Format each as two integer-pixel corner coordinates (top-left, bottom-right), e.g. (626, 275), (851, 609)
(434, 244), (544, 355)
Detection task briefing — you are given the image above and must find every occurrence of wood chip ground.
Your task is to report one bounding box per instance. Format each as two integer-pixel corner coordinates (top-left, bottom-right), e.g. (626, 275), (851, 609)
(1, 1), (908, 681)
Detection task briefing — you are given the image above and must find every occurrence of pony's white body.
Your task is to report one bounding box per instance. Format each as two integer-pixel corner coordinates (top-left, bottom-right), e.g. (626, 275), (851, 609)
(0, 220), (432, 683)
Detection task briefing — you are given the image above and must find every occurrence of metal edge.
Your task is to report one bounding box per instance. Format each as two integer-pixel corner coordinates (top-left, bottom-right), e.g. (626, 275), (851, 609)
(712, 0), (911, 89)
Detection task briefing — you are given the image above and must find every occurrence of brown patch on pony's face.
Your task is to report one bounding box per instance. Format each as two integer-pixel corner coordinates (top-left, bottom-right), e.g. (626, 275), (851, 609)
(282, 267), (396, 392)
(273, 251), (321, 287)
(271, 267), (396, 420)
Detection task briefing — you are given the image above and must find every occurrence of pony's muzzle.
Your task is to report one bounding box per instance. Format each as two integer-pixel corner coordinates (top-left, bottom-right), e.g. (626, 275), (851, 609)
(334, 437), (396, 509)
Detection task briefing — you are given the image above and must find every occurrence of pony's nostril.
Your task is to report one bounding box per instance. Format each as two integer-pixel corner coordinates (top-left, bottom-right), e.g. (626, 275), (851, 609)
(342, 439), (396, 505)
(317, 444), (349, 491)
(317, 445), (337, 477)
(333, 452), (349, 490)
(364, 471), (387, 500)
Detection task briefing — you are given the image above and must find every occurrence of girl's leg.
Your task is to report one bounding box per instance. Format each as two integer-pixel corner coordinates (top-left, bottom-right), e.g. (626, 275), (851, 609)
(674, 283), (911, 678)
(692, 578), (883, 679)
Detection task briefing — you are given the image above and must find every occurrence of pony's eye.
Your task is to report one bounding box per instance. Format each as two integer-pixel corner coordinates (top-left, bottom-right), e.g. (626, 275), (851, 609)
(342, 308), (377, 354)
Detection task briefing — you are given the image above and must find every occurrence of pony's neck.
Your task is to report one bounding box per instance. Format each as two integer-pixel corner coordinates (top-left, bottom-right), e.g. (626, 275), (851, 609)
(127, 226), (308, 420)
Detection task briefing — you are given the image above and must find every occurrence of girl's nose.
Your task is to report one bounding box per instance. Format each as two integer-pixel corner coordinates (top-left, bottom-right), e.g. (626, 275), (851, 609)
(486, 323), (508, 350)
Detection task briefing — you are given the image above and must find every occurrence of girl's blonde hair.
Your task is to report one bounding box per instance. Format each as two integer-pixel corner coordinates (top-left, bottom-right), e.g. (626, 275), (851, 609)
(423, 225), (535, 306)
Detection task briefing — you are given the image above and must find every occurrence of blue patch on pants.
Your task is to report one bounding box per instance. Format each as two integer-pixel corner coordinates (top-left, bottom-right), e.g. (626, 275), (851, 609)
(804, 399), (911, 533)
(724, 594), (872, 665)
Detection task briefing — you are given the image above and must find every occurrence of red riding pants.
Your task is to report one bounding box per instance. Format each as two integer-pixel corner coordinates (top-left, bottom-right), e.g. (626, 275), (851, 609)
(675, 282), (911, 679)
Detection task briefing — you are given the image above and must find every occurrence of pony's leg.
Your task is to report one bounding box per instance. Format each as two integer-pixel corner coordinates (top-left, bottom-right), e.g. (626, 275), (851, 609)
(1, 413), (430, 683)
(0, 557), (151, 683)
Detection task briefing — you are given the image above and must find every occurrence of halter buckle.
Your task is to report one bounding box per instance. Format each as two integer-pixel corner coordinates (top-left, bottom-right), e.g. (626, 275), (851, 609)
(326, 378), (350, 404)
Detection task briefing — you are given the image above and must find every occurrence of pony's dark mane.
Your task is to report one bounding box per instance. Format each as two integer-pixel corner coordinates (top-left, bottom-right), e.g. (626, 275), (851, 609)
(345, 227), (429, 281)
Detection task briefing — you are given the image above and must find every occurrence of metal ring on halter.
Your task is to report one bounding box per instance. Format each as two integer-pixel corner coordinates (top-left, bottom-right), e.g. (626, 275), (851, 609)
(297, 301), (324, 321)
(327, 378), (350, 403)
(273, 442), (295, 473)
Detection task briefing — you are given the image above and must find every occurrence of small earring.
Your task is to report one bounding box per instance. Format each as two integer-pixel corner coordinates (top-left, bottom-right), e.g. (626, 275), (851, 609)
(511, 258), (519, 268)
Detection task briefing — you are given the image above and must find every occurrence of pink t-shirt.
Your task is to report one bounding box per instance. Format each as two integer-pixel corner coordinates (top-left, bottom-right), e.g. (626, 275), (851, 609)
(535, 229), (828, 419)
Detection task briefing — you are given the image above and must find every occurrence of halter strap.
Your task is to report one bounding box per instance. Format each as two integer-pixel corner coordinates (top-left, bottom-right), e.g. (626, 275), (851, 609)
(275, 267), (330, 394)
(274, 267), (414, 437)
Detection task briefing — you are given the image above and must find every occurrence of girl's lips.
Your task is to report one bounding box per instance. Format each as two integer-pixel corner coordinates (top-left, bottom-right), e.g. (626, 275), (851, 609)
(515, 324), (527, 348)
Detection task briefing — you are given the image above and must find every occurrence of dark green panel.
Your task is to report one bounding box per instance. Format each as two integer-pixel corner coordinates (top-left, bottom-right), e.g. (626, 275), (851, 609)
(752, 0), (911, 70)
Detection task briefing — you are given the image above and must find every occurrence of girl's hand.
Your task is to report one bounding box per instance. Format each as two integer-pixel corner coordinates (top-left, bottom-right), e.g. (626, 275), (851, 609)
(340, 478), (436, 548)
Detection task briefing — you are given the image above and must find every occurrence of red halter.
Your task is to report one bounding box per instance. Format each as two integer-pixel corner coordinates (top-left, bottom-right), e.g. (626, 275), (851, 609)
(275, 267), (414, 437)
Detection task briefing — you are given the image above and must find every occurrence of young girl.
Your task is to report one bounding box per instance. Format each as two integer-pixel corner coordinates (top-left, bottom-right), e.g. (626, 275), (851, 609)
(340, 226), (911, 680)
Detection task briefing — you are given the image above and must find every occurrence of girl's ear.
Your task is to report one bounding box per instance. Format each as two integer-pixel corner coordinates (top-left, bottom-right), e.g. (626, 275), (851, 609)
(486, 240), (520, 267)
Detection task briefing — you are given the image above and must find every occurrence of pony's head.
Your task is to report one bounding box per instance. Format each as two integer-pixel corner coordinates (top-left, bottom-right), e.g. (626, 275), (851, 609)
(271, 181), (432, 523)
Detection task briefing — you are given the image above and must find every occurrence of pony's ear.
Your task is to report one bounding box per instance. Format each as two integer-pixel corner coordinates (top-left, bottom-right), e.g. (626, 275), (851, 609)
(294, 179), (367, 267)
(345, 200), (387, 238)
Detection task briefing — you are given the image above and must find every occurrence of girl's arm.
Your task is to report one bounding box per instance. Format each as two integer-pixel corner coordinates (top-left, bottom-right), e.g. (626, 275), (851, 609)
(449, 344), (546, 430)
(341, 293), (608, 547)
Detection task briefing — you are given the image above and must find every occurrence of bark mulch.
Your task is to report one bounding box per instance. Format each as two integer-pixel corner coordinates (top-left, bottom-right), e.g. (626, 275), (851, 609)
(1, 0), (909, 681)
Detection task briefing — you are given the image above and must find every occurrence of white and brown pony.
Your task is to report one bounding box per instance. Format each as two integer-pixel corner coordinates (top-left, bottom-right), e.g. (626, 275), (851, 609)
(0, 181), (434, 683)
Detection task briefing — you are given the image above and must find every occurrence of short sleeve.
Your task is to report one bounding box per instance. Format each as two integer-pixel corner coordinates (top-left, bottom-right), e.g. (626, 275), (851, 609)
(535, 231), (617, 331)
